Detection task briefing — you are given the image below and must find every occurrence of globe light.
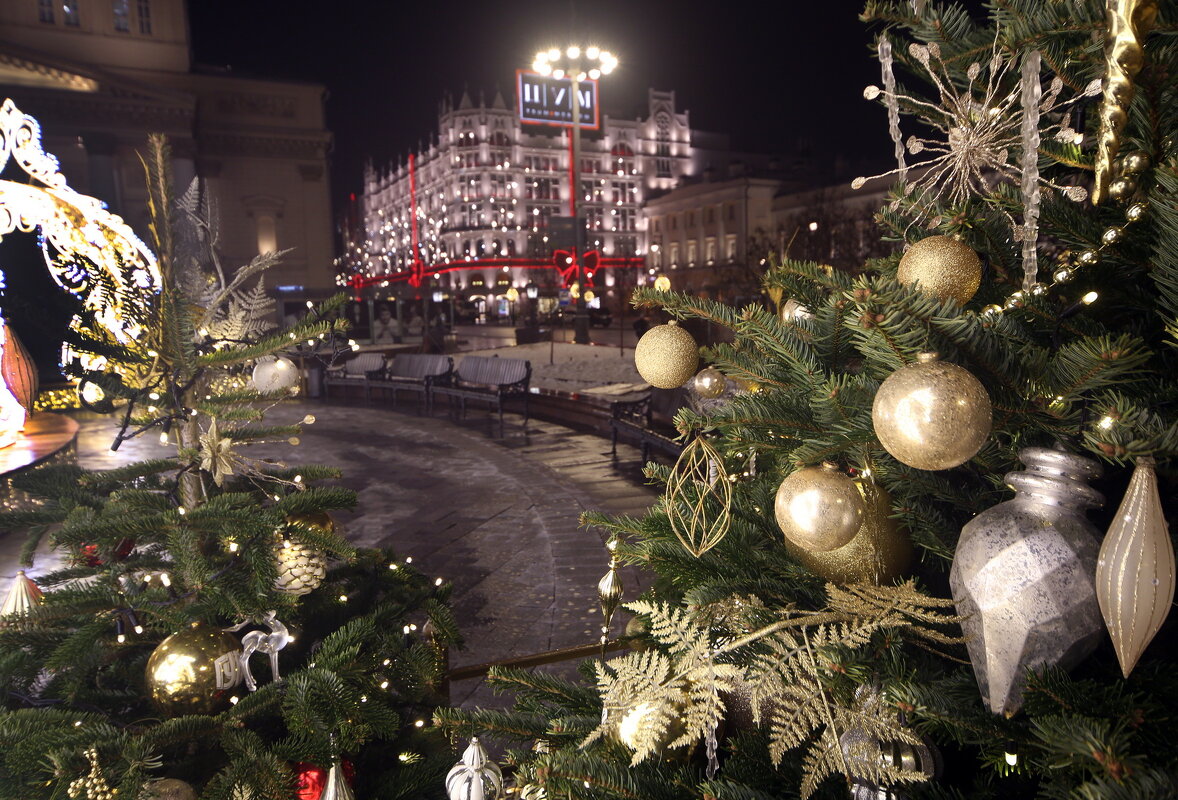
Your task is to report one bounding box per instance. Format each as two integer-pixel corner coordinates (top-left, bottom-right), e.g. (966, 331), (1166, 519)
(588, 68), (601, 79)
(576, 71), (587, 82)
(566, 45), (581, 58)
(586, 45), (600, 59)
(547, 47), (560, 60)
(553, 69), (565, 79)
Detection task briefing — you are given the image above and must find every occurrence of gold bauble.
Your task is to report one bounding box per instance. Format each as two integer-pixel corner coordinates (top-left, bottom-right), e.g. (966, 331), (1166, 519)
(692, 367), (726, 398)
(145, 622), (242, 715)
(275, 512), (332, 596)
(896, 236), (982, 306)
(634, 321), (698, 389)
(871, 353), (991, 471)
(782, 481), (912, 584)
(616, 694), (690, 752)
(774, 463), (864, 552)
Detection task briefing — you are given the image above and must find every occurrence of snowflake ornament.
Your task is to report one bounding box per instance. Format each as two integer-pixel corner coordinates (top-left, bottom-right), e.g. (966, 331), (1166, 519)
(856, 38), (1100, 229)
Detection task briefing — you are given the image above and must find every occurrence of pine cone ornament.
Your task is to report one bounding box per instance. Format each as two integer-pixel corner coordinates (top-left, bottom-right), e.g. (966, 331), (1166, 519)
(274, 536), (327, 596)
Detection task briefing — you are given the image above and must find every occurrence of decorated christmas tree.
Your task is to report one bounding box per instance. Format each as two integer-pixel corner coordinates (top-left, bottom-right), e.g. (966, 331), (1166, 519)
(438, 2), (1178, 798)
(0, 122), (458, 799)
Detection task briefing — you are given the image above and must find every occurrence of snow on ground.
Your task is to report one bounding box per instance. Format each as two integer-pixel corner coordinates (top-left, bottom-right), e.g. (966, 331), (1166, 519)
(455, 342), (648, 396)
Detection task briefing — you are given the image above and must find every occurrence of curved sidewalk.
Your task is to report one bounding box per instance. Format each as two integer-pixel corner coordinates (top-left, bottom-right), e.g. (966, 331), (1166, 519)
(71, 401), (656, 707)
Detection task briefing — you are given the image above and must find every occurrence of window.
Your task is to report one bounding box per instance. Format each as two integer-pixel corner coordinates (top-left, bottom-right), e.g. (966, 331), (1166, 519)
(705, 208), (714, 225)
(670, 215), (677, 231)
(617, 208), (636, 232)
(38, 0), (53, 23)
(610, 181), (626, 205)
(669, 243), (680, 267)
(651, 245), (663, 268)
(114, 0), (130, 31)
(725, 234), (737, 261)
(687, 212), (694, 227)
(687, 240), (697, 265)
(256, 215), (277, 255)
(138, 0), (152, 34)
(705, 237), (716, 264)
(63, 1), (79, 25)
(653, 218), (660, 233)
(727, 203), (736, 221)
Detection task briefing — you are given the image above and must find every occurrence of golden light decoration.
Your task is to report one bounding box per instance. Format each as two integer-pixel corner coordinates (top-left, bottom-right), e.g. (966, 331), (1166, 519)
(0, 323), (37, 414)
(665, 436), (732, 557)
(0, 99), (159, 403)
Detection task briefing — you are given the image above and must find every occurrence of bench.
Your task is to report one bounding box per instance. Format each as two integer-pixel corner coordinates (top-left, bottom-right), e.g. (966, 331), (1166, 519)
(432, 355), (531, 436)
(323, 352), (386, 403)
(368, 353), (453, 414)
(609, 388), (687, 462)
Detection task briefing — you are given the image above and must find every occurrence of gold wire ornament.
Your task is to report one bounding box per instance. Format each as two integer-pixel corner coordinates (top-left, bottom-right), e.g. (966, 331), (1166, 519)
(665, 436), (733, 557)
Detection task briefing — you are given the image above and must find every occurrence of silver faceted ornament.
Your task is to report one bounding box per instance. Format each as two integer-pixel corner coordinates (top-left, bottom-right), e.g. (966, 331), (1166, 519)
(950, 446), (1105, 716)
(446, 737), (503, 800)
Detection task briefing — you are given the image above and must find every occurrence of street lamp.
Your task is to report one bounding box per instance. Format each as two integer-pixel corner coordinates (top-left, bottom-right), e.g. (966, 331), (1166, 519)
(532, 44), (617, 345)
(525, 280), (538, 326)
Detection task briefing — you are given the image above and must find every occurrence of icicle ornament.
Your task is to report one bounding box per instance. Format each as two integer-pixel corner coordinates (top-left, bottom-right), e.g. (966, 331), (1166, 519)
(1019, 50), (1044, 290)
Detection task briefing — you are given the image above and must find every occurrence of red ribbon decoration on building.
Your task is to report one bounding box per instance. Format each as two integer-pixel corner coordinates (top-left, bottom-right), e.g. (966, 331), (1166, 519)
(552, 249), (599, 288)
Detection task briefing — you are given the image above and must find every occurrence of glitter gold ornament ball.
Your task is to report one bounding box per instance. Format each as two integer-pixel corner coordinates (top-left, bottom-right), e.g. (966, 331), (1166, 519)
(692, 366), (726, 398)
(274, 512), (332, 596)
(774, 463), (865, 552)
(634, 321), (699, 389)
(781, 481), (912, 584)
(872, 353), (991, 471)
(896, 235), (983, 306)
(144, 622), (242, 715)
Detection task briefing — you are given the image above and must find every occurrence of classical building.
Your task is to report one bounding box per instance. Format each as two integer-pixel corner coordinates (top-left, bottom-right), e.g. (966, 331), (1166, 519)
(0, 0), (334, 306)
(354, 87), (734, 316)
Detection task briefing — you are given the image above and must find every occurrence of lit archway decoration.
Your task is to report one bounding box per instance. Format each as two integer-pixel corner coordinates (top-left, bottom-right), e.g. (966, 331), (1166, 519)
(0, 99), (160, 408)
(0, 99), (159, 339)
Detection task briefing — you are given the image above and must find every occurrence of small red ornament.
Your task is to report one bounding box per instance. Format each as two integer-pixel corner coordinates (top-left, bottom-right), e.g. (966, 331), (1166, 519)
(293, 760), (355, 800)
(80, 538), (135, 567)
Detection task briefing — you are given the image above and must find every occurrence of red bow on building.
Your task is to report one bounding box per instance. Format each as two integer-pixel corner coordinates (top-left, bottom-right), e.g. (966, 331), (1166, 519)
(552, 249), (599, 288)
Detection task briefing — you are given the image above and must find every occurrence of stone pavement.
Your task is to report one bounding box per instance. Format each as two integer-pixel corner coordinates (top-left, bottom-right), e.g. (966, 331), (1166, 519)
(3, 400), (657, 710)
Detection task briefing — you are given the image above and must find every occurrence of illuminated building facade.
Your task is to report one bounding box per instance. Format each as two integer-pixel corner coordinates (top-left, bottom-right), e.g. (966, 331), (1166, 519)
(355, 87), (724, 311)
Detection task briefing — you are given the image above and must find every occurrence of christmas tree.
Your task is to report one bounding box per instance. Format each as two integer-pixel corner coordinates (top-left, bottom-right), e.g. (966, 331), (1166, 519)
(0, 130), (459, 799)
(437, 2), (1178, 798)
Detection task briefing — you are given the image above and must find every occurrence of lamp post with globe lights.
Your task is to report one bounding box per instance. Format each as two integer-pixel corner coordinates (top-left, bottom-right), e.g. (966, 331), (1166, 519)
(531, 45), (617, 344)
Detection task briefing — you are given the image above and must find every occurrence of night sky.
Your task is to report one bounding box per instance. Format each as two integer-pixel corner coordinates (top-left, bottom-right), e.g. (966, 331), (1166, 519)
(188, 1), (894, 216)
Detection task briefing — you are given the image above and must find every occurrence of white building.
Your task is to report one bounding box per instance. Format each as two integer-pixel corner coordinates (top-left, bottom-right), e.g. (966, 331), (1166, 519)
(0, 0), (335, 308)
(355, 87), (729, 311)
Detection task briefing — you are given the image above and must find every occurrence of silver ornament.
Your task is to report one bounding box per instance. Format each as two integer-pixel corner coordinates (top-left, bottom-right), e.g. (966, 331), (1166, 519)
(950, 446), (1104, 716)
(225, 611), (292, 691)
(446, 737), (503, 800)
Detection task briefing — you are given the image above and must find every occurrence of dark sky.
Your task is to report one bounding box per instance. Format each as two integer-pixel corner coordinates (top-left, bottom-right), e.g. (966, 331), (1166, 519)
(188, 1), (893, 216)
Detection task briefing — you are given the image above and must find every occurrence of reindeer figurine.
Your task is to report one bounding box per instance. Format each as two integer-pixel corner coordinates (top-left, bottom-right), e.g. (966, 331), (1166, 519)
(225, 611), (291, 692)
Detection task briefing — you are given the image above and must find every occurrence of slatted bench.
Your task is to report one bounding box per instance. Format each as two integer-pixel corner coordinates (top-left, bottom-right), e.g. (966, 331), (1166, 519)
(368, 353), (453, 414)
(432, 355), (531, 436)
(323, 352), (386, 403)
(609, 388), (687, 462)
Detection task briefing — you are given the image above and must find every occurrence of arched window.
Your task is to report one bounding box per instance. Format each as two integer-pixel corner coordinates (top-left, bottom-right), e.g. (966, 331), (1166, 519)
(610, 143), (634, 157)
(491, 131), (511, 147)
(507, 239), (517, 256)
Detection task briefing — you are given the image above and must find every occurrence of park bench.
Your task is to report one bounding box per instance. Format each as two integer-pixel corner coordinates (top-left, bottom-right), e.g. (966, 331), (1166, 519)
(368, 353), (453, 414)
(609, 387), (687, 462)
(432, 355), (531, 436)
(323, 352), (385, 403)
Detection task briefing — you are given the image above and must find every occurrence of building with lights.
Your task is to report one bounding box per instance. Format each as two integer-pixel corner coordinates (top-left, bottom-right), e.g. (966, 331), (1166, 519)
(354, 87), (734, 318)
(0, 0), (334, 305)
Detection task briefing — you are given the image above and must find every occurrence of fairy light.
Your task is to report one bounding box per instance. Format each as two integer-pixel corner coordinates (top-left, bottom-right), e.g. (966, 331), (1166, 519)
(227, 540), (239, 553)
(176, 506), (186, 516)
(1082, 291), (1099, 305)
(382, 658), (391, 666)
(388, 563), (399, 570)
(1099, 416), (1116, 430)
(159, 432), (168, 444)
(380, 680), (390, 689)
(1004, 741), (1019, 766)
(414, 720), (425, 728)
(338, 594), (348, 603)
(434, 577), (444, 586)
